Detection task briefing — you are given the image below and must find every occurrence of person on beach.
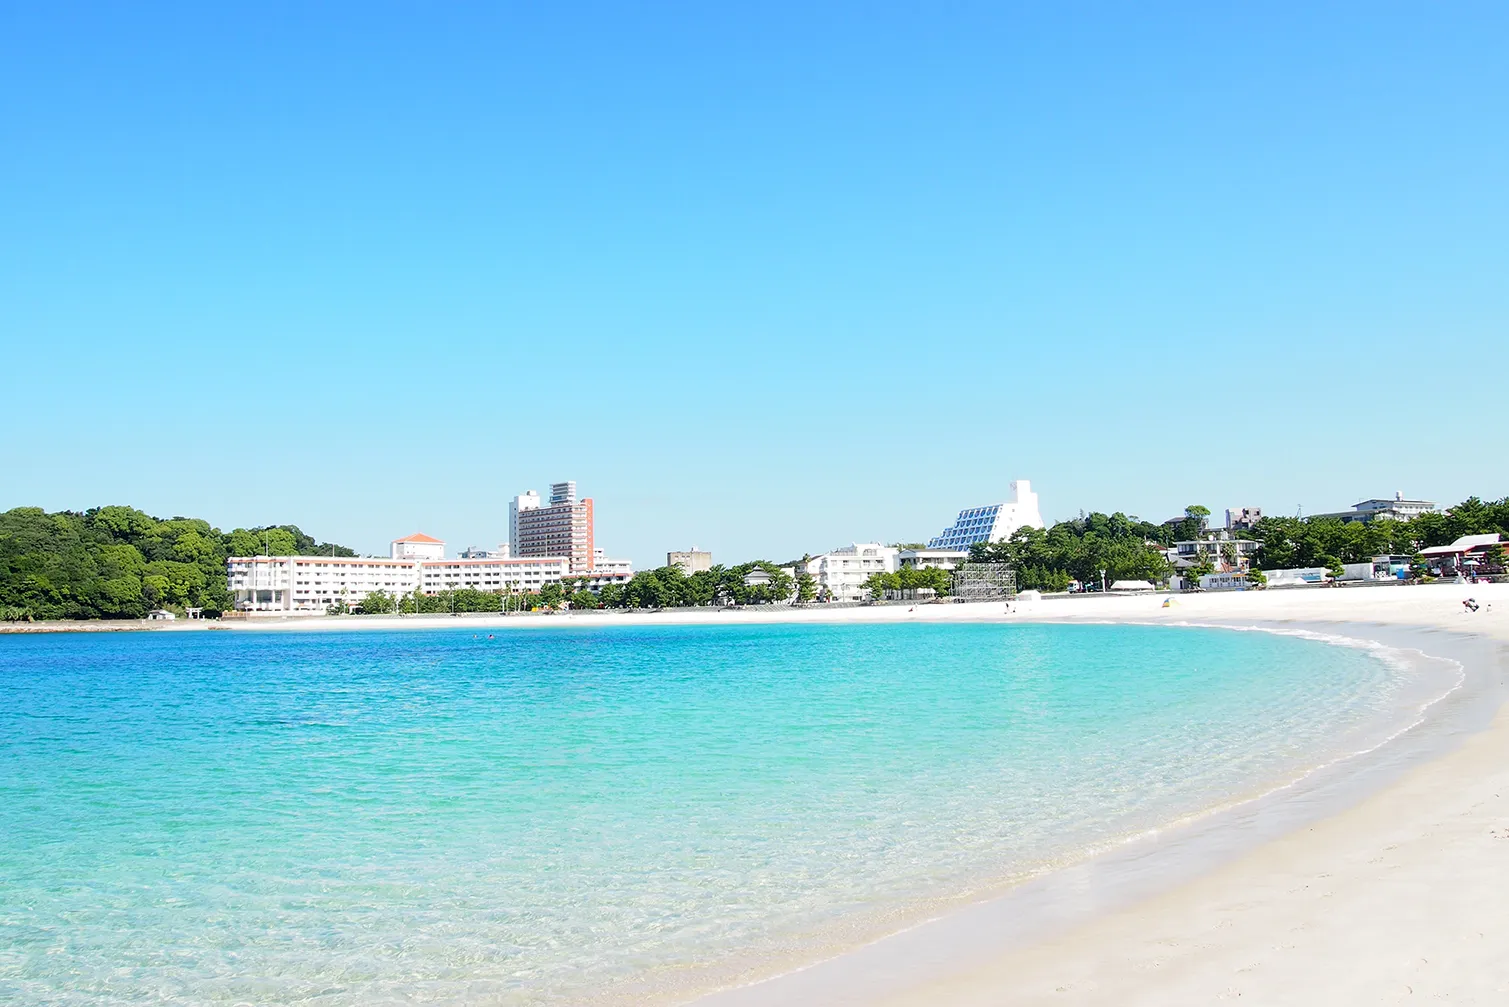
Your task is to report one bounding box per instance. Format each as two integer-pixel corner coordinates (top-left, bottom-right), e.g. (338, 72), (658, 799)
(1463, 598), (1479, 613)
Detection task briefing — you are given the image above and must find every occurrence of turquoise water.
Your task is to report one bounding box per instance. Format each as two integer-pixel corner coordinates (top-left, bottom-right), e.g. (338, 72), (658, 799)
(0, 622), (1421, 1003)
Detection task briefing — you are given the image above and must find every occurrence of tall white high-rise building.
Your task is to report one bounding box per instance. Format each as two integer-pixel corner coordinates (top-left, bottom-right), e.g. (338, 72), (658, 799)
(927, 480), (1045, 552)
(509, 490), (540, 557)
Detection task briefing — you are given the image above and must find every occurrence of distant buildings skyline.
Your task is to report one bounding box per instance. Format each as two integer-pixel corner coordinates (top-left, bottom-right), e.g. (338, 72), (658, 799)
(228, 477), (1453, 587)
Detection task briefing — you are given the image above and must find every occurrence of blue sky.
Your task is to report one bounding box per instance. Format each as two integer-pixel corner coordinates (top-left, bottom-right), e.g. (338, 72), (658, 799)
(3, 3), (1505, 566)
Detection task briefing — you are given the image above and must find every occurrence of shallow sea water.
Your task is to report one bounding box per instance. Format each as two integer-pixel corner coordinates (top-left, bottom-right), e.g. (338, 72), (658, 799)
(0, 622), (1432, 1003)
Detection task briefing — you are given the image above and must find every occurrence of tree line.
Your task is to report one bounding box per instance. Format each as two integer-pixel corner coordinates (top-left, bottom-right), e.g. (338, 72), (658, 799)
(861, 565), (953, 599)
(8, 495), (1507, 621)
(966, 496), (1509, 591)
(1249, 497), (1509, 570)
(359, 561), (805, 614)
(0, 506), (353, 620)
(967, 511), (1178, 591)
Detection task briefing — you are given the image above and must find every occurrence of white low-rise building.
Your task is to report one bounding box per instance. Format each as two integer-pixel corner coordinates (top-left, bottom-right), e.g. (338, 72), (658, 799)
(1199, 572), (1249, 591)
(1262, 567), (1328, 587)
(897, 548), (969, 571)
(805, 544), (899, 602)
(229, 533), (628, 614)
(227, 555), (423, 613)
(419, 557), (572, 596)
(1310, 491), (1437, 525)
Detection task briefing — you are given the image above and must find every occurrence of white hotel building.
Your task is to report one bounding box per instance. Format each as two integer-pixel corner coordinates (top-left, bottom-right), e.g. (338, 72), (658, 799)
(927, 480), (1045, 552)
(804, 544), (900, 603)
(228, 532), (626, 615)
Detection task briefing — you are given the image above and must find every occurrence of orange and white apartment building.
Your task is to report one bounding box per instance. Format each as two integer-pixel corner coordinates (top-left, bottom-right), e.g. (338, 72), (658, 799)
(228, 532), (629, 615)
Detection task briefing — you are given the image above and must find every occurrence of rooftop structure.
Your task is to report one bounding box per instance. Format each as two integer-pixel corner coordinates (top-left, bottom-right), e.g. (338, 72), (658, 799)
(897, 548), (969, 571)
(591, 549), (634, 577)
(1225, 506), (1262, 531)
(1312, 491), (1437, 524)
(391, 532), (445, 561)
(668, 549), (712, 576)
(459, 544), (510, 559)
(928, 480), (1045, 552)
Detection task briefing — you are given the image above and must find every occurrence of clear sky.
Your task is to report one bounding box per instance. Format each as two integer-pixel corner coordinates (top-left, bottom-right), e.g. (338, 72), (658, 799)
(3, 3), (1505, 566)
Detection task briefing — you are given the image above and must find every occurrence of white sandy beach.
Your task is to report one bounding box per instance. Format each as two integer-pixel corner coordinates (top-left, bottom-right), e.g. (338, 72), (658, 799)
(213, 582), (1509, 1004)
(879, 585), (1509, 1007)
(682, 584), (1505, 1006)
(31, 583), (1509, 1003)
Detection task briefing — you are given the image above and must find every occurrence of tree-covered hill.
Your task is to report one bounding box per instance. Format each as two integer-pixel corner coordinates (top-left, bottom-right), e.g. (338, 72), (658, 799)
(0, 506), (354, 620)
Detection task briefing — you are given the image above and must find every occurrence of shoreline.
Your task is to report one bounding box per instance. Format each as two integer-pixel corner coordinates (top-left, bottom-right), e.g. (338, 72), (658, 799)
(683, 587), (1509, 1005)
(0, 579), (1493, 636)
(686, 618), (1503, 1004)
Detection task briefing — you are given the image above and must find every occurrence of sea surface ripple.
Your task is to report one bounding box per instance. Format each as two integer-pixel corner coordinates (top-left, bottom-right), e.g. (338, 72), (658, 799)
(0, 622), (1428, 1003)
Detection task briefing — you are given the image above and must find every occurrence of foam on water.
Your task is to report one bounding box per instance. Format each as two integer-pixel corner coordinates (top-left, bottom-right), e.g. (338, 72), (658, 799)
(0, 622), (1450, 1003)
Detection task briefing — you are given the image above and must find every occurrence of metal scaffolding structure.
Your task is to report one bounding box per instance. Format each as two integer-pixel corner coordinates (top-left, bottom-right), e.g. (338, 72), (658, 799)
(951, 563), (1016, 602)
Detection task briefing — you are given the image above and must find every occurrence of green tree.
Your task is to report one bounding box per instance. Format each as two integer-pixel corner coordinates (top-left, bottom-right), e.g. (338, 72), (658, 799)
(359, 590), (394, 614)
(795, 567), (816, 603)
(0, 505), (353, 620)
(1184, 554), (1215, 586)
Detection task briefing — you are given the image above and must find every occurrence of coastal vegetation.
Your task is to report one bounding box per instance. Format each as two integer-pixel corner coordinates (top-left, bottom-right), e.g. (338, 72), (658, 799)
(967, 496), (1509, 592)
(1247, 497), (1509, 569)
(6, 496), (1508, 621)
(862, 566), (953, 599)
(968, 511), (1177, 592)
(355, 562), (799, 614)
(586, 562), (792, 609)
(0, 506), (352, 620)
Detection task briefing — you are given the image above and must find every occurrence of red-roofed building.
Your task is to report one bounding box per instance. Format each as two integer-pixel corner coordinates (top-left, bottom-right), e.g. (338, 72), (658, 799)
(391, 533), (446, 562)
